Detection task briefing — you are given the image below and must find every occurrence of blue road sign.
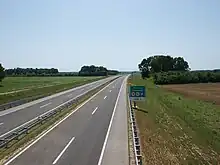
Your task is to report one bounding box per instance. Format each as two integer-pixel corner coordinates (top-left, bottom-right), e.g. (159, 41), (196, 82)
(129, 86), (146, 101)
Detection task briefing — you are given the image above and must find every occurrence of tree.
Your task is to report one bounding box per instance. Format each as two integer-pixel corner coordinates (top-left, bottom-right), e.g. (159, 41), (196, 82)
(141, 67), (150, 79)
(138, 59), (150, 79)
(138, 55), (189, 75)
(173, 57), (190, 71)
(0, 63), (5, 82)
(108, 70), (119, 75)
(78, 65), (109, 76)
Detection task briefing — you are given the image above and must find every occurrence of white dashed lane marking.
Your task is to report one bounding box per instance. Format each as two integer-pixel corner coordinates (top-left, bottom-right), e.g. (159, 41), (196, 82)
(92, 107), (98, 115)
(67, 94), (73, 97)
(40, 102), (51, 108)
(52, 137), (75, 164)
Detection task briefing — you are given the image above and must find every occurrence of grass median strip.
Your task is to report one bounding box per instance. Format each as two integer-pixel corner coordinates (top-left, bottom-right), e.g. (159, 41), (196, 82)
(0, 78), (116, 163)
(128, 74), (220, 165)
(0, 76), (102, 105)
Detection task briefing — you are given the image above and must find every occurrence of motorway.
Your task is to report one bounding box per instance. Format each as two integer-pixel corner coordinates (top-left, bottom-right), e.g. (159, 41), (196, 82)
(4, 76), (128, 165)
(0, 76), (116, 138)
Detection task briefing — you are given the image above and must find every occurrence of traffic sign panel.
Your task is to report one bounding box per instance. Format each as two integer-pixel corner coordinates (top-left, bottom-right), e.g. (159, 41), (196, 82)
(129, 86), (146, 101)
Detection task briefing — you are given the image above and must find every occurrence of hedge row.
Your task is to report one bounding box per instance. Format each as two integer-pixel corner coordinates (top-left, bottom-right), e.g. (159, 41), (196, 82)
(153, 71), (220, 85)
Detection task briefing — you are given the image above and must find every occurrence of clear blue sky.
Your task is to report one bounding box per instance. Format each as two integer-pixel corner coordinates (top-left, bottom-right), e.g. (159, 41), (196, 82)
(1, 0), (220, 71)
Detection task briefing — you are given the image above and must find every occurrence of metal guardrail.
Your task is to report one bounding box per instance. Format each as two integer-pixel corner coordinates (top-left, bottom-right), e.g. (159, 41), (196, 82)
(128, 97), (142, 165)
(0, 79), (116, 149)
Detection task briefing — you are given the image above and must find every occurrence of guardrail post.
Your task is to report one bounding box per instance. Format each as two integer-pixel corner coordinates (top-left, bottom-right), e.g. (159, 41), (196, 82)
(40, 118), (44, 124)
(137, 155), (142, 165)
(25, 127), (29, 134)
(5, 140), (9, 148)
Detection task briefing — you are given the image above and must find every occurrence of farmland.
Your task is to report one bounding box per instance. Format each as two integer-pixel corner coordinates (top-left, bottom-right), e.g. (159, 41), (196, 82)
(0, 76), (102, 105)
(128, 75), (220, 164)
(163, 83), (220, 105)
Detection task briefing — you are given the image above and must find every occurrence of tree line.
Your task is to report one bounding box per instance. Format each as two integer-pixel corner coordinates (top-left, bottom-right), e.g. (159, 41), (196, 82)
(138, 55), (220, 84)
(0, 63), (119, 82)
(4, 66), (119, 77)
(153, 71), (220, 85)
(78, 65), (119, 76)
(5, 68), (59, 76)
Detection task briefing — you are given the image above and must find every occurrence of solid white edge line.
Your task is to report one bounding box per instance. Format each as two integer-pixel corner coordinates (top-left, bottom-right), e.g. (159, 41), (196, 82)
(52, 137), (75, 164)
(92, 107), (98, 115)
(4, 78), (118, 165)
(97, 77), (125, 165)
(40, 102), (51, 109)
(104, 96), (107, 100)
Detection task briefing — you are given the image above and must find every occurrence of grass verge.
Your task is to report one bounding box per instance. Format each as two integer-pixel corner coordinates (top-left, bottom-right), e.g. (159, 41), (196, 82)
(128, 74), (220, 165)
(0, 78), (114, 163)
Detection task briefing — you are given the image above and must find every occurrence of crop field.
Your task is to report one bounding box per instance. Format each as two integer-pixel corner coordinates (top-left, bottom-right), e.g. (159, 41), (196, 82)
(163, 83), (220, 105)
(128, 75), (220, 165)
(0, 76), (101, 105)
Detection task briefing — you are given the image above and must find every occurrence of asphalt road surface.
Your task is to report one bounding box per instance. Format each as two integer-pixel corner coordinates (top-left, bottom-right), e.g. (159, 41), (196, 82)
(0, 76), (117, 138)
(4, 76), (128, 165)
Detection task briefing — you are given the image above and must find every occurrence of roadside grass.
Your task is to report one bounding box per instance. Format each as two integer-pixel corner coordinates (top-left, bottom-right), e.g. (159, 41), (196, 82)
(128, 75), (220, 165)
(0, 77), (102, 105)
(0, 79), (113, 163)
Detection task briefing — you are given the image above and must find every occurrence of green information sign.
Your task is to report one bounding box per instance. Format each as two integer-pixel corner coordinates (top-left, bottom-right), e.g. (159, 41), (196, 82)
(129, 86), (146, 101)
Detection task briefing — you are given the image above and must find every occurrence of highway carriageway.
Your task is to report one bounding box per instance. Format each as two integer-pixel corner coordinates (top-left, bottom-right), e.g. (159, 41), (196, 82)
(4, 76), (129, 165)
(0, 76), (117, 139)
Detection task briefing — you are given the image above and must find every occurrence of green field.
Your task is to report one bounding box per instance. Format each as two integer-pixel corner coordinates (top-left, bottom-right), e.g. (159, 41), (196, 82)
(128, 75), (220, 165)
(0, 76), (102, 105)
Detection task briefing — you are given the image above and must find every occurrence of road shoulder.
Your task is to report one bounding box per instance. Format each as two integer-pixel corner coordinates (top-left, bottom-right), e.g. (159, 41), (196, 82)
(100, 77), (129, 165)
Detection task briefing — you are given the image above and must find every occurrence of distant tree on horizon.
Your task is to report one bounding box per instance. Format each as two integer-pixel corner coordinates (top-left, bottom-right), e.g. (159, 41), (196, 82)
(138, 55), (190, 79)
(78, 65), (119, 76)
(0, 63), (5, 82)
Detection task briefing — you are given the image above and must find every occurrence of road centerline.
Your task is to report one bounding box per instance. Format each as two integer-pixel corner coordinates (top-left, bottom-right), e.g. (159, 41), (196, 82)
(92, 107), (98, 115)
(52, 137), (75, 164)
(104, 96), (107, 100)
(40, 102), (51, 109)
